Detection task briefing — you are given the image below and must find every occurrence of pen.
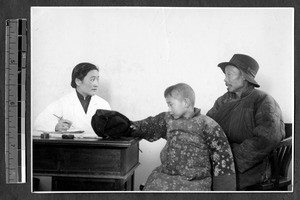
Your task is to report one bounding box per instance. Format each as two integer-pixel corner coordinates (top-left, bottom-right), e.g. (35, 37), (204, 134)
(53, 114), (74, 128)
(53, 114), (63, 121)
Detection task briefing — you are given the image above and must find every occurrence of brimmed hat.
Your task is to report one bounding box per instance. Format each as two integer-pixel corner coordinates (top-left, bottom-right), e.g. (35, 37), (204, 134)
(218, 54), (260, 87)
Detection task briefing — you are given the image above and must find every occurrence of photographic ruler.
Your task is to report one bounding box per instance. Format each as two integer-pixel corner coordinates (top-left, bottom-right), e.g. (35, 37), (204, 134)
(5, 19), (27, 184)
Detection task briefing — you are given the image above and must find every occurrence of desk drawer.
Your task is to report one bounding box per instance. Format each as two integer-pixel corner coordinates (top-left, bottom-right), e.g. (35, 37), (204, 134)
(51, 175), (134, 191)
(33, 142), (139, 176)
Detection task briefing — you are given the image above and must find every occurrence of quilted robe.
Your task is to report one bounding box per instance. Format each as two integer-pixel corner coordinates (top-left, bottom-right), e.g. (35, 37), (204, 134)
(132, 108), (236, 191)
(207, 87), (285, 190)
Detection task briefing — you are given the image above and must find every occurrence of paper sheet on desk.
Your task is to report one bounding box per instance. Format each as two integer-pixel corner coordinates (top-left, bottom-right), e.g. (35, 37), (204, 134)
(49, 132), (83, 138)
(34, 129), (102, 139)
(46, 131), (101, 139)
(34, 129), (83, 133)
(59, 130), (84, 134)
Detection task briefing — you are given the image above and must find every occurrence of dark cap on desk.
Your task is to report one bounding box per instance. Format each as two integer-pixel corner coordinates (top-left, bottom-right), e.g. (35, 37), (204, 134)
(91, 109), (133, 139)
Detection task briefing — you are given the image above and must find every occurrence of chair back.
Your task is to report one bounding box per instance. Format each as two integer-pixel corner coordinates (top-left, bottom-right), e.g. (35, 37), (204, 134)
(280, 123), (293, 177)
(284, 123), (292, 138)
(270, 136), (292, 189)
(244, 123), (293, 191)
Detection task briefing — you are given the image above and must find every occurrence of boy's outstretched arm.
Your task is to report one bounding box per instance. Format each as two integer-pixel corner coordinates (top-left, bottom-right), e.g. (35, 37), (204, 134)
(131, 112), (167, 142)
(203, 117), (236, 191)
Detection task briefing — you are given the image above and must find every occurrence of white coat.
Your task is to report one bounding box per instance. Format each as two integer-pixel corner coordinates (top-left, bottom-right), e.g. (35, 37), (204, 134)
(34, 90), (111, 137)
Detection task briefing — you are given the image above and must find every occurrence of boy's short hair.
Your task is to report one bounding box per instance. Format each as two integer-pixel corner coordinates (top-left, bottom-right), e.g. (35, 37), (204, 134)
(164, 83), (195, 106)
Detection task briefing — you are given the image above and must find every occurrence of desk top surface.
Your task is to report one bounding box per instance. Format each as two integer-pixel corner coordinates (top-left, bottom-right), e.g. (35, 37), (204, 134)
(33, 136), (140, 147)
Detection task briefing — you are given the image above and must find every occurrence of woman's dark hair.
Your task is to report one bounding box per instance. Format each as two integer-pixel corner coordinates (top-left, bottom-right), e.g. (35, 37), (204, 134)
(71, 62), (99, 88)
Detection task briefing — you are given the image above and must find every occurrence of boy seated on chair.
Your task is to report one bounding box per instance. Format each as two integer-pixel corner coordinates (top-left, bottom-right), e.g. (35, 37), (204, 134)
(131, 83), (236, 191)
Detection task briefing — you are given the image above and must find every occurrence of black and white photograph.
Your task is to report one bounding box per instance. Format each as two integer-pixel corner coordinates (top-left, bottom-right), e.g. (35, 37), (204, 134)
(30, 7), (294, 193)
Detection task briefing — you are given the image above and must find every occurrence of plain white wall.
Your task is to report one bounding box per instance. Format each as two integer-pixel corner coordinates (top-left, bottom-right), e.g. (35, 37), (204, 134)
(31, 7), (294, 191)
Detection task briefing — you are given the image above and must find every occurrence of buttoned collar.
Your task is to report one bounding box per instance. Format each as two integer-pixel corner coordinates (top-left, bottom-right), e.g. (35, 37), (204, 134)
(76, 90), (91, 101)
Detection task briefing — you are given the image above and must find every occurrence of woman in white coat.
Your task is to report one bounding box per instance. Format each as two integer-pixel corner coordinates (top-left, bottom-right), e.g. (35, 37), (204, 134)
(34, 62), (111, 137)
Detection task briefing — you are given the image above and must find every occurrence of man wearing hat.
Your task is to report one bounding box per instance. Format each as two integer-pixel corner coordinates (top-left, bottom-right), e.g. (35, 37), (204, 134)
(207, 54), (286, 190)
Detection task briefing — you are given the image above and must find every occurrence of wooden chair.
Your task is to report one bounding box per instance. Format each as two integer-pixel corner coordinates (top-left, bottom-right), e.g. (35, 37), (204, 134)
(246, 123), (292, 191)
(271, 136), (292, 190)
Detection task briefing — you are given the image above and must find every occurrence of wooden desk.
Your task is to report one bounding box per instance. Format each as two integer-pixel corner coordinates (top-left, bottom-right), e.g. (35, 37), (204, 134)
(33, 136), (140, 191)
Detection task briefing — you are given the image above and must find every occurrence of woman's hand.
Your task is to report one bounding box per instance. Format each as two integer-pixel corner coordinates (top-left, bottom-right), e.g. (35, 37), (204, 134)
(55, 119), (72, 132)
